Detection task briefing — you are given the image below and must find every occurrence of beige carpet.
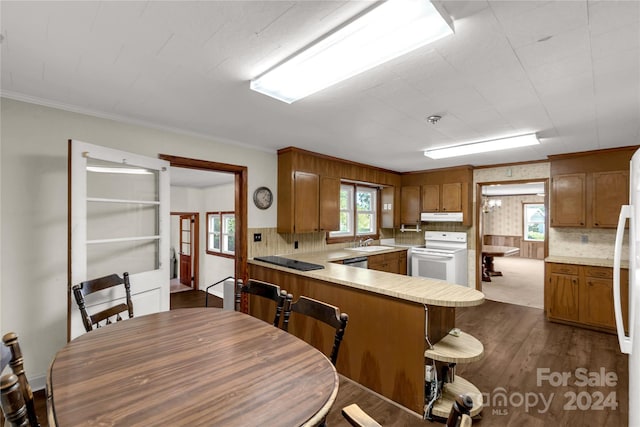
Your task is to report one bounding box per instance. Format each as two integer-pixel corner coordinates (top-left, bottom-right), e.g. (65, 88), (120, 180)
(480, 257), (544, 309)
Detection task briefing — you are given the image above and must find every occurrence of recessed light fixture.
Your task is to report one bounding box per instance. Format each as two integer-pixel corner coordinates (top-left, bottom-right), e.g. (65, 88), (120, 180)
(250, 0), (454, 103)
(424, 133), (540, 159)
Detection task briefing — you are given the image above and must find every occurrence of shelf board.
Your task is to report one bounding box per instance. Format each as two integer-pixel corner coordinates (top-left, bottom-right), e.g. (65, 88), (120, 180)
(425, 330), (484, 363)
(429, 375), (483, 419)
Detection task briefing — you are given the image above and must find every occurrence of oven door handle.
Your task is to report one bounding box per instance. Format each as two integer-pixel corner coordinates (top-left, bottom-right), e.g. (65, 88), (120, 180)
(413, 253), (455, 260)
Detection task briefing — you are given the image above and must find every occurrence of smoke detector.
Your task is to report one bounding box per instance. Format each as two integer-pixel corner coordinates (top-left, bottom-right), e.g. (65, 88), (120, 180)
(427, 115), (441, 124)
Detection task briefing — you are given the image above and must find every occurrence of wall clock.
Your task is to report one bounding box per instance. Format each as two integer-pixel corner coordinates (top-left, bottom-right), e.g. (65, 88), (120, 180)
(253, 186), (273, 210)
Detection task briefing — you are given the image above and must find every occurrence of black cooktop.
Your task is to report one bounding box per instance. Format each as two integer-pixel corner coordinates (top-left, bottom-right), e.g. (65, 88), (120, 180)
(254, 256), (325, 271)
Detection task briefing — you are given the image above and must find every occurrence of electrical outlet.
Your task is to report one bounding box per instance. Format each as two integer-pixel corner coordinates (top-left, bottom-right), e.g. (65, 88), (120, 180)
(294, 241), (299, 249)
(253, 233), (262, 242)
(581, 235), (588, 244)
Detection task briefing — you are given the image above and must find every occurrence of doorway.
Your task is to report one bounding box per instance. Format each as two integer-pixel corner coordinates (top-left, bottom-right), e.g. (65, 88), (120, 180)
(160, 154), (248, 301)
(475, 179), (549, 309)
(170, 212), (199, 292)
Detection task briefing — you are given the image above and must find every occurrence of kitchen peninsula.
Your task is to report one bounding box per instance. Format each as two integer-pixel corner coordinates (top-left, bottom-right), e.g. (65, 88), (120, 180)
(248, 246), (485, 418)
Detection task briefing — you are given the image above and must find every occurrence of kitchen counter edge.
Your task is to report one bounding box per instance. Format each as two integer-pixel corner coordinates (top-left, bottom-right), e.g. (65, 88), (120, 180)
(545, 256), (629, 269)
(249, 248), (484, 308)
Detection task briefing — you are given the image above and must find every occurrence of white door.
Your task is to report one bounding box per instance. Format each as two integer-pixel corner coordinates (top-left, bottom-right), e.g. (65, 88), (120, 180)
(69, 140), (170, 339)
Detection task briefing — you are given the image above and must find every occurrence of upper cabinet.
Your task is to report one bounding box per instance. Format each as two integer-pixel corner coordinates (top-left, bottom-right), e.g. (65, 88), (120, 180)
(592, 170), (629, 228)
(549, 148), (635, 228)
(277, 147), (401, 234)
(401, 166), (473, 226)
(400, 186), (421, 224)
(551, 173), (586, 227)
(422, 182), (462, 213)
(319, 176), (341, 231)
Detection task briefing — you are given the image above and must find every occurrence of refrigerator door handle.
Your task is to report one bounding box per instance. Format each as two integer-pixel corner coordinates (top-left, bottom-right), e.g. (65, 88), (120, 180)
(614, 204), (632, 354)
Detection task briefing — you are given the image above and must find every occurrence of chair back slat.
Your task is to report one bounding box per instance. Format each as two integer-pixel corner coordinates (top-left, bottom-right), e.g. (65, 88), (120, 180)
(283, 296), (349, 365)
(238, 279), (287, 327)
(72, 272), (134, 332)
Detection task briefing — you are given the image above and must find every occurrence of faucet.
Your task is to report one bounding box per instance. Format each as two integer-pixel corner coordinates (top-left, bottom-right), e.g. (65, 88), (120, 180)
(362, 238), (374, 247)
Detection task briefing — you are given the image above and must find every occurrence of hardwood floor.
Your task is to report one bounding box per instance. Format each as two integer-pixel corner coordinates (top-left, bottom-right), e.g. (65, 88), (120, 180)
(36, 293), (628, 426)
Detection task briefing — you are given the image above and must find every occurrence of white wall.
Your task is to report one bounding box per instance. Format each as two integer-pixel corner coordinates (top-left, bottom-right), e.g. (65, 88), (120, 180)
(0, 98), (277, 387)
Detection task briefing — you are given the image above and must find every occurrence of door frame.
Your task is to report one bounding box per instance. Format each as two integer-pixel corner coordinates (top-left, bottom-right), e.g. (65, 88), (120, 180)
(159, 154), (248, 285)
(474, 178), (549, 292)
(171, 211), (199, 289)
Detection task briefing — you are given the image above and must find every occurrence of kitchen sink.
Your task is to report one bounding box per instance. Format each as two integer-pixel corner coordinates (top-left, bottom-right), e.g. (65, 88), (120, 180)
(345, 245), (393, 252)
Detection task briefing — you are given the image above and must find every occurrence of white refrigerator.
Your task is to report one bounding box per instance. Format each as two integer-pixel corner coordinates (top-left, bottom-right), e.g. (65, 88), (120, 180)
(614, 148), (640, 427)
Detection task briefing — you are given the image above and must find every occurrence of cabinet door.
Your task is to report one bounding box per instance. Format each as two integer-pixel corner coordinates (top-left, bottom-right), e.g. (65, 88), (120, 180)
(441, 183), (462, 212)
(551, 173), (586, 227)
(367, 254), (387, 272)
(398, 251), (407, 275)
(319, 176), (340, 231)
(592, 170), (629, 228)
(581, 276), (615, 328)
(400, 186), (421, 224)
(294, 171), (319, 233)
(548, 273), (580, 322)
(421, 184), (439, 212)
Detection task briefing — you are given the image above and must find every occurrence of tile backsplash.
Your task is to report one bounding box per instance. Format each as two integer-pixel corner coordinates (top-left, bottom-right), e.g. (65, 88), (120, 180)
(549, 227), (628, 260)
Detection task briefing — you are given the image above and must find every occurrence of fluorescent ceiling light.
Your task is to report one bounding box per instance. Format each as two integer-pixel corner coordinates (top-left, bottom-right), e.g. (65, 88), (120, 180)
(250, 0), (454, 103)
(424, 134), (540, 159)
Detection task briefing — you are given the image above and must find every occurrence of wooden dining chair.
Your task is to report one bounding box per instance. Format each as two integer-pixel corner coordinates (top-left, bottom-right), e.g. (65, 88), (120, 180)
(72, 272), (134, 332)
(341, 403), (381, 427)
(235, 279), (289, 327)
(0, 332), (40, 427)
(342, 394), (473, 427)
(282, 296), (348, 366)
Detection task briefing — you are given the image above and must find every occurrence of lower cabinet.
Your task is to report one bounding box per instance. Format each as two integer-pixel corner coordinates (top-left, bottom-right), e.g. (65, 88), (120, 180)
(368, 251), (407, 275)
(545, 262), (628, 332)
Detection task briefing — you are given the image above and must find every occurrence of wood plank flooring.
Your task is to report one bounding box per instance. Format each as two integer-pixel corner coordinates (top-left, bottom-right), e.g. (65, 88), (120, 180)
(35, 292), (628, 426)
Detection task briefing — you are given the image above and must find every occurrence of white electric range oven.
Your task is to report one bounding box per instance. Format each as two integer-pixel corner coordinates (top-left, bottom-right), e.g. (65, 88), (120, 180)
(410, 231), (468, 286)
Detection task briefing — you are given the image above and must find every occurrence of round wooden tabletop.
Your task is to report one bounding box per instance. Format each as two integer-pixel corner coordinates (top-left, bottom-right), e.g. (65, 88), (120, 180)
(48, 308), (338, 426)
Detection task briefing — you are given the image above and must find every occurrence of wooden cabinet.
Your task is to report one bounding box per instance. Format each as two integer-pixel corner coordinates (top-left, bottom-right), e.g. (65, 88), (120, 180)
(421, 182), (463, 213)
(550, 173), (586, 227)
(368, 250), (407, 275)
(547, 263), (580, 322)
(293, 171), (320, 233)
(277, 147), (402, 234)
(592, 170), (629, 228)
(549, 148), (634, 229)
(400, 186), (420, 224)
(421, 184), (439, 212)
(319, 176), (340, 231)
(401, 166), (472, 226)
(280, 171), (340, 233)
(545, 262), (628, 333)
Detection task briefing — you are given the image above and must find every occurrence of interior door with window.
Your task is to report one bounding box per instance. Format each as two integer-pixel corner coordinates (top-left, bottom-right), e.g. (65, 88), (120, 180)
(179, 214), (193, 287)
(69, 140), (170, 339)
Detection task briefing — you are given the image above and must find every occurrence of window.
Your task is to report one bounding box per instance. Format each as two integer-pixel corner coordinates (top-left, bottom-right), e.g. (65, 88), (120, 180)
(524, 203), (545, 241)
(330, 183), (377, 239)
(206, 211), (235, 256)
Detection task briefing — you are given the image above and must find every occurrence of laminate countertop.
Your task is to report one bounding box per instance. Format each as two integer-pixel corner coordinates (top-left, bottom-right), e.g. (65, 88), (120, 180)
(249, 247), (484, 308)
(545, 256), (629, 269)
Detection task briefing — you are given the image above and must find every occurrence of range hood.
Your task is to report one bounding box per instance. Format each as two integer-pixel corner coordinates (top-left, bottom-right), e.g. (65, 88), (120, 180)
(421, 212), (463, 222)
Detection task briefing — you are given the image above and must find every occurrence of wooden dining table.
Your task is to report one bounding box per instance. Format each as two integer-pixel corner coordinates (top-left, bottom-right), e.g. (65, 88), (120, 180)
(47, 308), (339, 426)
(482, 245), (520, 282)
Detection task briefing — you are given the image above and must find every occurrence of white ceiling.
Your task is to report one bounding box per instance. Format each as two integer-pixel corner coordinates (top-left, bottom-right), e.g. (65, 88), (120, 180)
(1, 1), (639, 173)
